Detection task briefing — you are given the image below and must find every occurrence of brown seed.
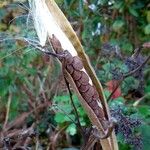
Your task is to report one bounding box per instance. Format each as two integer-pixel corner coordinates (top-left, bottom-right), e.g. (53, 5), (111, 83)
(81, 85), (95, 101)
(72, 56), (83, 70)
(89, 100), (97, 108)
(79, 71), (89, 85)
(95, 109), (100, 116)
(87, 86), (95, 97)
(75, 80), (81, 88)
(79, 84), (90, 93)
(66, 64), (74, 74)
(92, 88), (99, 99)
(50, 35), (62, 53)
(92, 94), (99, 101)
(82, 92), (92, 103)
(72, 70), (82, 81)
(95, 108), (105, 120)
(64, 50), (74, 64)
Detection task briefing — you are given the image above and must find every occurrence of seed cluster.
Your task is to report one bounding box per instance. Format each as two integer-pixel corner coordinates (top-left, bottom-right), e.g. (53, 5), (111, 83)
(110, 105), (142, 150)
(62, 50), (106, 122)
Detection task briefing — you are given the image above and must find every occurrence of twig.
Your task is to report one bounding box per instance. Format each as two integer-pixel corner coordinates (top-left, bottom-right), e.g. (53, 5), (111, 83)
(63, 77), (85, 139)
(132, 46), (143, 59)
(133, 94), (150, 107)
(3, 91), (12, 130)
(95, 52), (101, 71)
(124, 55), (150, 78)
(52, 104), (78, 126)
(107, 55), (150, 102)
(48, 125), (67, 150)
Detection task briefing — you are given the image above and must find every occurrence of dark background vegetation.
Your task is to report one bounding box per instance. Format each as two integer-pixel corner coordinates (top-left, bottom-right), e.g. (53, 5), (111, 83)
(0, 0), (150, 149)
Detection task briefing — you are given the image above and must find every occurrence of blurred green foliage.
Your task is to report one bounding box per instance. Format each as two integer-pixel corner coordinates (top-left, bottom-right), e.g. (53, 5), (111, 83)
(0, 0), (150, 149)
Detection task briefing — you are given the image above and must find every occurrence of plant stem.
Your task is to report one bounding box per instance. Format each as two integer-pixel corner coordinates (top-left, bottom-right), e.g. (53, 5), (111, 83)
(107, 55), (150, 102)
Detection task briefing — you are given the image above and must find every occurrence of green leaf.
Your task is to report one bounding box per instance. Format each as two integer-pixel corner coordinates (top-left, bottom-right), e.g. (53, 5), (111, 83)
(146, 11), (150, 23)
(79, 0), (84, 16)
(54, 113), (66, 123)
(66, 123), (77, 135)
(129, 7), (139, 17)
(112, 20), (125, 32)
(61, 104), (72, 114)
(9, 96), (19, 120)
(140, 125), (150, 150)
(77, 107), (86, 117)
(118, 142), (131, 150)
(109, 97), (125, 107)
(54, 95), (70, 103)
(0, 67), (9, 76)
(138, 106), (150, 117)
(144, 24), (150, 35)
(145, 85), (150, 94)
(64, 114), (75, 122)
(79, 117), (86, 126)
(112, 1), (124, 12)
(55, 0), (64, 5)
(122, 42), (133, 53)
(0, 79), (10, 96)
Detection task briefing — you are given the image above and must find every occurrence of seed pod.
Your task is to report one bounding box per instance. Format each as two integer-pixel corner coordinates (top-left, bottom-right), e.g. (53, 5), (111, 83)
(58, 50), (106, 124)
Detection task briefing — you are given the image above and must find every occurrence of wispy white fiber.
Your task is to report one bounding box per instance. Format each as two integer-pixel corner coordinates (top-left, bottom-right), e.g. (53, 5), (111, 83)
(29, 0), (47, 46)
(28, 0), (93, 85)
(28, 0), (77, 56)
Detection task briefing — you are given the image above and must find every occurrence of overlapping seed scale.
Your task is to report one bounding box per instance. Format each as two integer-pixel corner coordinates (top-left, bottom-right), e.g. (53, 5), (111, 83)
(66, 64), (74, 74)
(93, 88), (99, 99)
(88, 100), (97, 109)
(75, 80), (81, 88)
(64, 50), (74, 65)
(89, 99), (105, 120)
(81, 85), (95, 102)
(82, 94), (93, 103)
(63, 52), (106, 121)
(95, 108), (105, 120)
(79, 71), (89, 85)
(79, 83), (90, 93)
(85, 85), (95, 97)
(72, 56), (84, 70)
(72, 70), (82, 81)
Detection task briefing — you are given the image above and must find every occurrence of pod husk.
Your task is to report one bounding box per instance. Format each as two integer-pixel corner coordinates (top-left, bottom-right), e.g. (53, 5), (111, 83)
(45, 0), (118, 149)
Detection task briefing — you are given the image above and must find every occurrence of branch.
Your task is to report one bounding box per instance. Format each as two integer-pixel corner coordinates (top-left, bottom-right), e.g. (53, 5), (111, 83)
(3, 91), (12, 130)
(124, 55), (150, 78)
(107, 55), (150, 102)
(63, 76), (85, 140)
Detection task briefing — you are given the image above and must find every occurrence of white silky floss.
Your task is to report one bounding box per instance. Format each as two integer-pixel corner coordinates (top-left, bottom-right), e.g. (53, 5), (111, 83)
(29, 0), (93, 85)
(28, 0), (77, 56)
